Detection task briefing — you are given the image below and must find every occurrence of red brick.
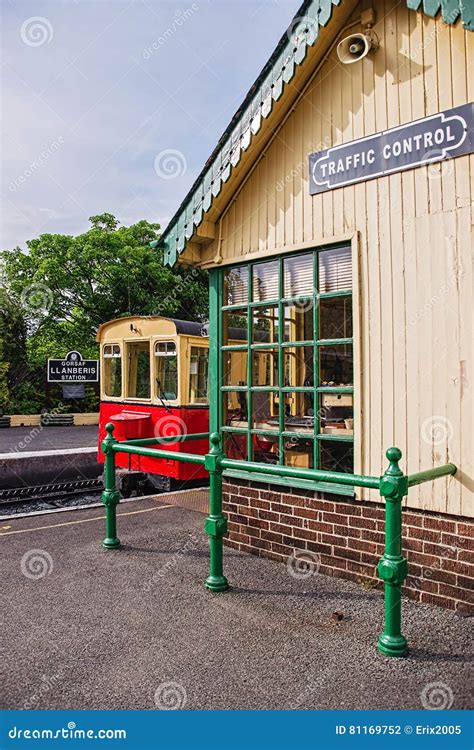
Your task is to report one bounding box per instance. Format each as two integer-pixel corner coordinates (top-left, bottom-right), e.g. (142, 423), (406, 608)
(258, 509), (280, 522)
(260, 530), (283, 544)
(409, 526), (441, 543)
(424, 567), (457, 586)
(334, 546), (361, 562)
(324, 512), (349, 525)
(403, 512), (424, 527)
(438, 583), (474, 604)
(420, 592), (456, 609)
(442, 533), (472, 550)
(403, 537), (423, 552)
(457, 522), (474, 538)
(455, 600), (474, 616)
(231, 532), (250, 545)
(280, 513), (303, 527)
(442, 558), (473, 576)
(321, 533), (346, 547)
(260, 490), (281, 502)
(253, 498), (271, 511)
(459, 550), (474, 564)
(240, 487), (259, 499)
(349, 538), (379, 554)
(306, 541), (332, 556)
(334, 523), (354, 538)
(351, 516), (377, 530)
(309, 499), (335, 513)
(457, 575), (474, 591)
(286, 494), (307, 509)
(424, 516), (456, 533)
(424, 542), (458, 558)
(364, 530), (385, 544)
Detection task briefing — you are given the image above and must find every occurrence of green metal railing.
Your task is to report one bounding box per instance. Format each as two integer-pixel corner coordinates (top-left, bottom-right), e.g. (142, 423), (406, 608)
(100, 423), (456, 657)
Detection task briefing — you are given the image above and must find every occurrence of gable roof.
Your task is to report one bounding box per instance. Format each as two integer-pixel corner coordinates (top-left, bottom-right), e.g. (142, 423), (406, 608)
(158, 0), (473, 267)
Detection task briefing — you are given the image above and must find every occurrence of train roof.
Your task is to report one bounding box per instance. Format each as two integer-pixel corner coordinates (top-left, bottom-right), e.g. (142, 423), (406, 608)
(96, 316), (206, 341)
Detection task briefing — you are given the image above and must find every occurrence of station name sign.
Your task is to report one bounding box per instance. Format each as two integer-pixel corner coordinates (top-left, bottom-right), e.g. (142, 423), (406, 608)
(309, 103), (474, 195)
(47, 350), (99, 382)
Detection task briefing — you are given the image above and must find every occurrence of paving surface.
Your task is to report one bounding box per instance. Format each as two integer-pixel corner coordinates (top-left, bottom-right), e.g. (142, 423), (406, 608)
(0, 425), (98, 453)
(1, 498), (472, 711)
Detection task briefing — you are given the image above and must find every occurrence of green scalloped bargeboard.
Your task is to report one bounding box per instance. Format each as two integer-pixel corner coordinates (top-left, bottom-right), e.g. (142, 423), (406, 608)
(160, 0), (473, 268)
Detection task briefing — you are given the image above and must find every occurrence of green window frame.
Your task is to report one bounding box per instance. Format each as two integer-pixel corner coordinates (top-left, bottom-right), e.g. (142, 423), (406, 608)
(216, 244), (355, 496)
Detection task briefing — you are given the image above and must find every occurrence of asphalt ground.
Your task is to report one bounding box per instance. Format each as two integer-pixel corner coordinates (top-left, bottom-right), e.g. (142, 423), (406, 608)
(0, 425), (98, 453)
(1, 497), (472, 711)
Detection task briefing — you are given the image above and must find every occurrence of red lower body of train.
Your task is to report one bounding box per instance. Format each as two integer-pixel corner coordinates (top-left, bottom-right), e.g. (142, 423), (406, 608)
(98, 402), (209, 485)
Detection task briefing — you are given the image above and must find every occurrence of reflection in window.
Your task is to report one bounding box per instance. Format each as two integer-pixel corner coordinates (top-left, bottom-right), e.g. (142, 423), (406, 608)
(154, 341), (177, 400)
(223, 432), (247, 461)
(283, 392), (314, 431)
(189, 346), (208, 404)
(283, 253), (313, 297)
(224, 391), (248, 427)
(319, 392), (353, 436)
(224, 350), (247, 387)
(318, 246), (352, 293)
(253, 306), (278, 344)
(252, 391), (279, 430)
(223, 310), (248, 345)
(127, 341), (150, 399)
(253, 348), (278, 387)
(284, 437), (314, 468)
(319, 295), (352, 339)
(283, 302), (313, 342)
(319, 344), (353, 386)
(319, 440), (354, 473)
(253, 260), (279, 301)
(284, 346), (313, 388)
(103, 344), (122, 398)
(224, 266), (248, 305)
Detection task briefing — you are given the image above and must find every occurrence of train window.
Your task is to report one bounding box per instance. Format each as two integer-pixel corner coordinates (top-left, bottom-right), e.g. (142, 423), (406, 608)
(126, 341), (151, 399)
(154, 342), (178, 401)
(103, 344), (122, 398)
(189, 346), (208, 404)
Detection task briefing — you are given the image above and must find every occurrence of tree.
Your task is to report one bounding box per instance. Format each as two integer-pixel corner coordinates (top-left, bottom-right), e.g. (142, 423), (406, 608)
(1, 214), (209, 413)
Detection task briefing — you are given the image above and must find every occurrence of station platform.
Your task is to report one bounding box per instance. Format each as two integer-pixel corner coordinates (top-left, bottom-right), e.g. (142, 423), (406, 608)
(0, 425), (97, 453)
(1, 494), (471, 710)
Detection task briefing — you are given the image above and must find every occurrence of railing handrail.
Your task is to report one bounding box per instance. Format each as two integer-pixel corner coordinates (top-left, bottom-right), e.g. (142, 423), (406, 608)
(100, 423), (459, 659)
(407, 463), (457, 487)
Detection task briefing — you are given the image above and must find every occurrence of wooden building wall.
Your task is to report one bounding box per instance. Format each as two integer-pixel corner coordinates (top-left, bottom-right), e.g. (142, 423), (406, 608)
(201, 0), (474, 518)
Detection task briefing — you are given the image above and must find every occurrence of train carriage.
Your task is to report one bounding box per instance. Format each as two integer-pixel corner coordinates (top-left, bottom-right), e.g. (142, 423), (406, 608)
(97, 316), (210, 489)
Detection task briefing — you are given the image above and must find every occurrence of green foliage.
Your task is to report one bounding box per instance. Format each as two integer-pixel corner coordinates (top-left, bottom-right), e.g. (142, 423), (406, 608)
(1, 214), (209, 414)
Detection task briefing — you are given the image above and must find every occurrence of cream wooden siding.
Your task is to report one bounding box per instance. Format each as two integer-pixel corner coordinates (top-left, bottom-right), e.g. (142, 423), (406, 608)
(201, 0), (473, 518)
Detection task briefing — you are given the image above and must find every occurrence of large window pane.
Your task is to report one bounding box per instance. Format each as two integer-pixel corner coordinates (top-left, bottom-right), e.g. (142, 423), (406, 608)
(224, 350), (248, 387)
(253, 348), (278, 387)
(283, 302), (314, 342)
(319, 392), (353, 436)
(319, 344), (353, 386)
(223, 310), (247, 345)
(284, 437), (314, 468)
(284, 253), (313, 297)
(127, 341), (150, 399)
(253, 306), (279, 345)
(319, 295), (352, 340)
(253, 260), (279, 301)
(189, 346), (208, 404)
(284, 346), (313, 388)
(318, 246), (352, 293)
(154, 341), (177, 400)
(319, 440), (354, 473)
(283, 391), (314, 431)
(253, 433), (279, 463)
(103, 344), (121, 398)
(224, 266), (248, 305)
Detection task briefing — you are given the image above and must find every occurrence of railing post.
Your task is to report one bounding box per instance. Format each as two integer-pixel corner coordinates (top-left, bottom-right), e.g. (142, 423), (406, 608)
(377, 447), (408, 657)
(101, 423), (121, 550)
(204, 432), (229, 592)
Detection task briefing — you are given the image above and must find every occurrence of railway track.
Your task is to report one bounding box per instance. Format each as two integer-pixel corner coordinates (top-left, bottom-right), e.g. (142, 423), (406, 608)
(0, 478), (104, 510)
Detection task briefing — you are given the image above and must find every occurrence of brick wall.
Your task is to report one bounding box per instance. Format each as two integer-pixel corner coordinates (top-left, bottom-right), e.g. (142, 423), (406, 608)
(222, 479), (474, 615)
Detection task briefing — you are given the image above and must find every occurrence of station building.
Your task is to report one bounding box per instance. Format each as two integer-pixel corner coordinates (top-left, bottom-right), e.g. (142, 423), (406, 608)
(159, 0), (474, 613)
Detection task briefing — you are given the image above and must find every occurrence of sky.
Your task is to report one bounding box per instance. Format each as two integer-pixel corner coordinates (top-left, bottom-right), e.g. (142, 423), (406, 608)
(0, 0), (302, 251)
